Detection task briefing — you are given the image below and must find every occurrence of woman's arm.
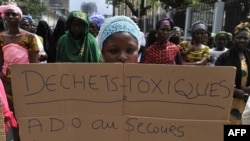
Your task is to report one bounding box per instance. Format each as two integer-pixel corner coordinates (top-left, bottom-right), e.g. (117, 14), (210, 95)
(182, 57), (208, 65)
(27, 33), (40, 63)
(234, 87), (249, 101)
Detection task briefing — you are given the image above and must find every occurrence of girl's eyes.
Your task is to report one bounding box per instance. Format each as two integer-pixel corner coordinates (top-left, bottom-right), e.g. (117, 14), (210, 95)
(5, 12), (18, 17)
(235, 36), (249, 40)
(126, 48), (137, 54)
(108, 47), (136, 55)
(160, 28), (172, 32)
(108, 48), (119, 54)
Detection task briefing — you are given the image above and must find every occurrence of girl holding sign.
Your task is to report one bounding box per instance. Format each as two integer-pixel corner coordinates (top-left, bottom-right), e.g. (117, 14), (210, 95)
(98, 16), (141, 63)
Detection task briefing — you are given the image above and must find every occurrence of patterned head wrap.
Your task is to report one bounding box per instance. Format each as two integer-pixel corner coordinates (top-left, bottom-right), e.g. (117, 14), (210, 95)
(172, 26), (184, 35)
(190, 20), (207, 33)
(98, 16), (141, 50)
(89, 13), (105, 28)
(4, 4), (23, 18)
(23, 15), (34, 24)
(233, 22), (250, 35)
(215, 31), (232, 41)
(156, 18), (174, 30)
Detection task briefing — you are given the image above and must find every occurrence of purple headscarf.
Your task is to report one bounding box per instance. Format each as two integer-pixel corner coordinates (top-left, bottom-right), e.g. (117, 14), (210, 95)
(156, 18), (174, 30)
(89, 13), (105, 28)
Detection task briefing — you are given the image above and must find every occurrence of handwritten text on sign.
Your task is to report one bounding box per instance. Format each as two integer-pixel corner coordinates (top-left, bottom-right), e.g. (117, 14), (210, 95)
(20, 68), (230, 107)
(11, 64), (235, 141)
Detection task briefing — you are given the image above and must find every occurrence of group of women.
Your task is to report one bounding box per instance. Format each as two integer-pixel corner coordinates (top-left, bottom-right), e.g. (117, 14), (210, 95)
(0, 3), (250, 141)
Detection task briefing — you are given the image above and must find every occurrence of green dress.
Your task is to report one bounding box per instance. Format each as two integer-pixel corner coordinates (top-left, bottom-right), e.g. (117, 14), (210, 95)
(56, 11), (103, 62)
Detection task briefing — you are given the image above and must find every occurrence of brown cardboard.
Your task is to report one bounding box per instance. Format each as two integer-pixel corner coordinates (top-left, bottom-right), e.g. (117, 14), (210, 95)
(123, 64), (235, 120)
(123, 115), (229, 141)
(17, 114), (123, 141)
(11, 63), (124, 117)
(10, 63), (236, 141)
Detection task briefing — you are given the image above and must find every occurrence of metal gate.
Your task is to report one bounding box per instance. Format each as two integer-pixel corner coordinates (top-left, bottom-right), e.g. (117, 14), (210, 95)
(144, 0), (249, 36)
(191, 3), (214, 33)
(224, 0), (249, 33)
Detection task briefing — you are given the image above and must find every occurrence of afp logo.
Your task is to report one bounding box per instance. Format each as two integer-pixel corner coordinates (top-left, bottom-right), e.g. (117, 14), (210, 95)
(224, 125), (250, 141)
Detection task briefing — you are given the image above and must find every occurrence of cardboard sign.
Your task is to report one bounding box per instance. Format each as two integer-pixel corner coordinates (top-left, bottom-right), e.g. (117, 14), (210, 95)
(12, 63), (123, 117)
(11, 63), (236, 141)
(123, 116), (227, 141)
(123, 64), (234, 120)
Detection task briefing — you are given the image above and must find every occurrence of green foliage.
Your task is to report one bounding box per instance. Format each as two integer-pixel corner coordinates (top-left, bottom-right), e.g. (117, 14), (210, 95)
(17, 0), (48, 19)
(160, 0), (199, 10)
(0, 0), (9, 5)
(105, 0), (199, 16)
(0, 0), (48, 19)
(105, 0), (155, 17)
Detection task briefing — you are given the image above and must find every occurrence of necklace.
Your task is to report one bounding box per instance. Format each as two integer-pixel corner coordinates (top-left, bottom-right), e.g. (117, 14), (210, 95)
(79, 46), (84, 56)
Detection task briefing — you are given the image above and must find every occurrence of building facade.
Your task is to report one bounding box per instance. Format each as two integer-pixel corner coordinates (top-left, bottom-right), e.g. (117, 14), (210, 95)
(80, 2), (97, 16)
(42, 0), (69, 17)
(40, 0), (69, 28)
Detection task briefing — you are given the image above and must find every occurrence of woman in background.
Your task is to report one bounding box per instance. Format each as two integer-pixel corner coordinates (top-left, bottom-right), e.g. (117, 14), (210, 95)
(208, 31), (231, 66)
(169, 26), (184, 45)
(49, 17), (67, 62)
(56, 11), (102, 62)
(36, 20), (52, 62)
(20, 17), (48, 63)
(0, 4), (40, 140)
(89, 13), (105, 38)
(140, 18), (182, 64)
(215, 22), (250, 124)
(179, 20), (210, 65)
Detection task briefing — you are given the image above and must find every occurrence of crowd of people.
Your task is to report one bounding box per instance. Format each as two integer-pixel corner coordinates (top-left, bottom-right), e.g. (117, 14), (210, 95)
(0, 3), (250, 141)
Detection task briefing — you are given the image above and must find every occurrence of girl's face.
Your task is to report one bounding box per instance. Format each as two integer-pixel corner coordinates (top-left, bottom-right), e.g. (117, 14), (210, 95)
(215, 34), (228, 49)
(4, 9), (21, 26)
(193, 29), (207, 42)
(70, 18), (85, 39)
(233, 31), (250, 49)
(157, 23), (172, 41)
(20, 19), (30, 31)
(102, 32), (139, 63)
(89, 22), (99, 37)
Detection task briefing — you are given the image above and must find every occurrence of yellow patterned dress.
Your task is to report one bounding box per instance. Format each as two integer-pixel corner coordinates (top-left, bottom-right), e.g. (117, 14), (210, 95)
(179, 41), (210, 62)
(230, 58), (248, 124)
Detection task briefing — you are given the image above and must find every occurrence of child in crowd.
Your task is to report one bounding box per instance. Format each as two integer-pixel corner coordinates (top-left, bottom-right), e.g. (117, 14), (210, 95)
(98, 16), (141, 63)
